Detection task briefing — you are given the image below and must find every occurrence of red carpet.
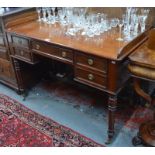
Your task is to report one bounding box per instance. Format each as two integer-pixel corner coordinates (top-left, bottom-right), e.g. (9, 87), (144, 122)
(0, 94), (103, 147)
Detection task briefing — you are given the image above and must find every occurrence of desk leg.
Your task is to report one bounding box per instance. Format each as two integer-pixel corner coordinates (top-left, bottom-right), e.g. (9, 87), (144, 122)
(106, 94), (117, 144)
(12, 58), (26, 100)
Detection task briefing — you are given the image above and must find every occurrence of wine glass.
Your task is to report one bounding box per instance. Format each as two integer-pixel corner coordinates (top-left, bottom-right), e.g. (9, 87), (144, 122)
(139, 9), (150, 32)
(51, 7), (56, 24)
(132, 14), (139, 36)
(42, 7), (47, 22)
(36, 7), (42, 22)
(117, 19), (124, 41)
(46, 8), (52, 24)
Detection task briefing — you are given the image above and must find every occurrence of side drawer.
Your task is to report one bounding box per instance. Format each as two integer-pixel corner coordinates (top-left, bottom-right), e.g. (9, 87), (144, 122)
(74, 67), (107, 90)
(11, 47), (32, 62)
(75, 52), (107, 73)
(32, 40), (73, 63)
(12, 35), (29, 48)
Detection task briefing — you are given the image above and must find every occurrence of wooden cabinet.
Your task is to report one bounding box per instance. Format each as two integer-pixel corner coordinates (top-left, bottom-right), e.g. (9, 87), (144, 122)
(0, 58), (14, 80)
(0, 7), (37, 91)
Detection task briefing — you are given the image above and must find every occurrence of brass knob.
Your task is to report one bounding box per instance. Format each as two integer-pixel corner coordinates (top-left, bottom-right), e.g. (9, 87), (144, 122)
(36, 44), (40, 50)
(88, 74), (94, 81)
(62, 51), (67, 58)
(20, 50), (24, 56)
(88, 58), (94, 65)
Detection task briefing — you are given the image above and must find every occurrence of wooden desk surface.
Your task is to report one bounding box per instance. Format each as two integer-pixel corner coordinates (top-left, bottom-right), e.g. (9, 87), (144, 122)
(7, 20), (148, 61)
(129, 42), (155, 69)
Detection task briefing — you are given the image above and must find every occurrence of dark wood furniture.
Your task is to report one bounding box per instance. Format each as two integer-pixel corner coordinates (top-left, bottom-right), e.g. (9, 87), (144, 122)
(0, 7), (37, 91)
(6, 20), (150, 143)
(128, 28), (155, 146)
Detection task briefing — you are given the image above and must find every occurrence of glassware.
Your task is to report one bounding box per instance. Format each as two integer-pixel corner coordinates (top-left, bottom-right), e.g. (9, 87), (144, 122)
(139, 9), (150, 33)
(47, 8), (52, 24)
(42, 8), (47, 22)
(132, 14), (139, 36)
(111, 18), (119, 28)
(36, 7), (42, 22)
(117, 19), (124, 41)
(122, 14), (128, 34)
(51, 7), (56, 24)
(126, 7), (132, 33)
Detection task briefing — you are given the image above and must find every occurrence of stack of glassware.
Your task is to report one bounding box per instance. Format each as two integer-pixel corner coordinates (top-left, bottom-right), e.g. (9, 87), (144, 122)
(36, 7), (150, 41)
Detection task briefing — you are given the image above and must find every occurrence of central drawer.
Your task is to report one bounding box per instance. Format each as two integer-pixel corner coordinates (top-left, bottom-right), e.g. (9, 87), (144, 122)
(31, 40), (73, 64)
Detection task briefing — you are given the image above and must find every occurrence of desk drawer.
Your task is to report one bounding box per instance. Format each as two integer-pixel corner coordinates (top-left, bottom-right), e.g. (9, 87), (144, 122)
(32, 41), (73, 63)
(75, 67), (107, 89)
(12, 48), (31, 61)
(75, 52), (107, 73)
(12, 36), (29, 48)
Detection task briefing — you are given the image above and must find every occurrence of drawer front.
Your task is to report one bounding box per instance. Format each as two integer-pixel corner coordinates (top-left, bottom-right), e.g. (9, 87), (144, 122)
(75, 67), (107, 89)
(75, 52), (107, 73)
(12, 48), (31, 61)
(0, 58), (14, 79)
(12, 36), (29, 48)
(32, 41), (73, 63)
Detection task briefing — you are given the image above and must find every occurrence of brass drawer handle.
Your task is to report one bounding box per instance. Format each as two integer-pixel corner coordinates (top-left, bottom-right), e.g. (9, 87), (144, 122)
(20, 50), (24, 56)
(36, 44), (40, 50)
(62, 51), (67, 58)
(88, 58), (94, 65)
(88, 74), (94, 81)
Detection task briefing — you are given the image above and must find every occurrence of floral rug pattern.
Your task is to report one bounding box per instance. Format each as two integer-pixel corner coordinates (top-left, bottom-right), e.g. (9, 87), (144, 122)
(0, 94), (103, 147)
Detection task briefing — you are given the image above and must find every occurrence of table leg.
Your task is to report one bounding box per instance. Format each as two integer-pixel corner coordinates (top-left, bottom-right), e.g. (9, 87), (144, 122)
(106, 94), (117, 144)
(12, 58), (27, 100)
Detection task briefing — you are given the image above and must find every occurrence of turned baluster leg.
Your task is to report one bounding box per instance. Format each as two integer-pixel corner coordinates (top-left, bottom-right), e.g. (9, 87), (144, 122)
(12, 58), (26, 100)
(106, 94), (117, 144)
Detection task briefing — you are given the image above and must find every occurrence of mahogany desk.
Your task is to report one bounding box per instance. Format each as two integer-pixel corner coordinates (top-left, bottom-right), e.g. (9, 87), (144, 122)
(6, 21), (149, 143)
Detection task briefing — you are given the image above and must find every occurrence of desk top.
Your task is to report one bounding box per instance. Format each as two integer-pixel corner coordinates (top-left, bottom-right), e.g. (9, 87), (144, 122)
(7, 20), (148, 61)
(129, 42), (155, 69)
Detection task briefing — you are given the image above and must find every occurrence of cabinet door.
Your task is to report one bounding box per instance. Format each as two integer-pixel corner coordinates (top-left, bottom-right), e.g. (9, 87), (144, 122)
(0, 58), (16, 82)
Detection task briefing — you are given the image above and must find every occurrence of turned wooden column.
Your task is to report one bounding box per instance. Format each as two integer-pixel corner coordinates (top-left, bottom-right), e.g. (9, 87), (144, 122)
(106, 94), (117, 144)
(11, 58), (25, 93)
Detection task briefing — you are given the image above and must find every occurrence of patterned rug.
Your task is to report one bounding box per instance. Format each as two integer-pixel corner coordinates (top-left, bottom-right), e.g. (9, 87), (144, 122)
(0, 94), (103, 147)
